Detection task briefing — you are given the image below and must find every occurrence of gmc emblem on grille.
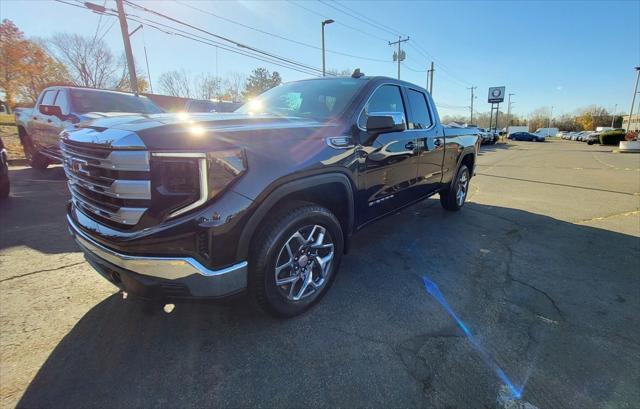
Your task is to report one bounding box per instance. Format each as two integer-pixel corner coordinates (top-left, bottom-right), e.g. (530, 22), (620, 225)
(67, 158), (90, 176)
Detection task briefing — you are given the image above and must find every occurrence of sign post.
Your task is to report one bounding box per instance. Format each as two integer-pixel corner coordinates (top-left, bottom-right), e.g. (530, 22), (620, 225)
(488, 86), (506, 138)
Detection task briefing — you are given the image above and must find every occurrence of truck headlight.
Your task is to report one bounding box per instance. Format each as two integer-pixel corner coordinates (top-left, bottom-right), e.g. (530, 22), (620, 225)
(152, 149), (246, 219)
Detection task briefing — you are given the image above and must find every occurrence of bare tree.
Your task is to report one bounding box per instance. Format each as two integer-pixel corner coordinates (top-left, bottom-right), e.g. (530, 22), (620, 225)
(47, 33), (118, 88)
(223, 71), (246, 102)
(195, 73), (222, 100)
(158, 69), (192, 98)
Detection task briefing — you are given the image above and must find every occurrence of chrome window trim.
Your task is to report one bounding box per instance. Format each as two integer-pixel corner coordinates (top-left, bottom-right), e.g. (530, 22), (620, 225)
(357, 82), (436, 133)
(152, 152), (209, 218)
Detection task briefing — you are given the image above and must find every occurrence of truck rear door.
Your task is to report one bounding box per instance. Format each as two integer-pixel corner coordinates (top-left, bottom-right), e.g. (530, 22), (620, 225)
(404, 87), (445, 197)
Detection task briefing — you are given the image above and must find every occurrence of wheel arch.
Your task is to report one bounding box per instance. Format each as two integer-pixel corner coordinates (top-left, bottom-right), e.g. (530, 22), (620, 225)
(456, 147), (476, 177)
(237, 173), (355, 261)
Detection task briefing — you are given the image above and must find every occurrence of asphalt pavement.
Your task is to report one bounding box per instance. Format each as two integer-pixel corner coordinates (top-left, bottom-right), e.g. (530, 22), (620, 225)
(1, 140), (639, 409)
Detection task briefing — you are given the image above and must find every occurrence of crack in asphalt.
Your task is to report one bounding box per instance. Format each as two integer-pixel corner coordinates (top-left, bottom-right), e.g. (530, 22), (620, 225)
(0, 262), (85, 283)
(508, 277), (566, 322)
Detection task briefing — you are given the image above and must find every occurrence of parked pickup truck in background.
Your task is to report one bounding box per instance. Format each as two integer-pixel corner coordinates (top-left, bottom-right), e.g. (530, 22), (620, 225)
(62, 73), (479, 317)
(15, 86), (163, 169)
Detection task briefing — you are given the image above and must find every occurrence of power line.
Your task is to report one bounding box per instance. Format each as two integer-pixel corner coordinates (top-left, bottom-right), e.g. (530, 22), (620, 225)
(312, 0), (473, 87)
(124, 0), (326, 75)
(127, 16), (325, 77)
(176, 0), (389, 63)
(286, 0), (390, 43)
(332, 0), (405, 37)
(55, 0), (325, 77)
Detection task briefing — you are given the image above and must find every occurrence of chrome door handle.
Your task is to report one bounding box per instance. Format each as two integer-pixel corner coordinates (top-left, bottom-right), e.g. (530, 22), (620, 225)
(434, 138), (442, 147)
(405, 141), (415, 150)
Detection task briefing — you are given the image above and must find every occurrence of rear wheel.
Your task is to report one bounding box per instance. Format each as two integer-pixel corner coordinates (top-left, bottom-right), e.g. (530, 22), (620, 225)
(440, 164), (470, 211)
(250, 203), (343, 317)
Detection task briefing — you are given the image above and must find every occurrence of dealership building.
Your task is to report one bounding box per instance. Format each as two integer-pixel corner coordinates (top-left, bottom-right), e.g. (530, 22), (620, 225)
(622, 113), (640, 131)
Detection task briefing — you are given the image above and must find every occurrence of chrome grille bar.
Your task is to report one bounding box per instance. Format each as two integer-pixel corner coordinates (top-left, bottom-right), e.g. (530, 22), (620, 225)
(61, 136), (150, 228)
(60, 144), (150, 171)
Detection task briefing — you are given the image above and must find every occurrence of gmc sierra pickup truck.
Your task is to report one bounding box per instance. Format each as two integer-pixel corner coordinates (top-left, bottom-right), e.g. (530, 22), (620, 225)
(16, 86), (162, 169)
(63, 74), (479, 317)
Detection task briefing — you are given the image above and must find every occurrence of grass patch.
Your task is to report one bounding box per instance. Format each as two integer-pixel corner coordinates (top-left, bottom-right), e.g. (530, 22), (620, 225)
(0, 125), (24, 160)
(0, 113), (15, 125)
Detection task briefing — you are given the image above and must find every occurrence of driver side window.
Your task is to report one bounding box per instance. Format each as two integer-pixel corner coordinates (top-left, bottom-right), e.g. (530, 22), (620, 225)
(358, 85), (405, 128)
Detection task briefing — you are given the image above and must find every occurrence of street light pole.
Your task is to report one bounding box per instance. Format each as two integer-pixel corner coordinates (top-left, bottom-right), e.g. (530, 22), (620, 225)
(625, 66), (640, 133)
(611, 103), (618, 128)
(547, 106), (554, 136)
(321, 19), (334, 77)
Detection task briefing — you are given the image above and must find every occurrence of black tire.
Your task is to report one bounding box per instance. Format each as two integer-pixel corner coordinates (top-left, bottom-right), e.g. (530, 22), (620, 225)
(249, 202), (344, 317)
(22, 136), (49, 170)
(0, 174), (9, 199)
(440, 164), (470, 211)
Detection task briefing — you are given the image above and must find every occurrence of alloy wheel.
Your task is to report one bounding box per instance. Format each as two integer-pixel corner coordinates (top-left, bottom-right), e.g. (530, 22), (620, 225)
(274, 224), (335, 302)
(456, 170), (469, 206)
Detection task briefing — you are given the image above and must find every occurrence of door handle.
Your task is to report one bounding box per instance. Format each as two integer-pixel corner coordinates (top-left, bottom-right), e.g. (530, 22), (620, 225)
(405, 141), (415, 150)
(47, 119), (52, 123)
(434, 138), (442, 147)
(33, 116), (38, 120)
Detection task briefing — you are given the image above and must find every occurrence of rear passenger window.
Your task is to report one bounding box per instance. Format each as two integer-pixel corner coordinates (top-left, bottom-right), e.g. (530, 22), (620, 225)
(41, 90), (57, 106)
(358, 85), (405, 128)
(406, 89), (432, 129)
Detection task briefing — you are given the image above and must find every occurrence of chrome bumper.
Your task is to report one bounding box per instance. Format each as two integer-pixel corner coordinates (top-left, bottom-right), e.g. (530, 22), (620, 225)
(67, 214), (248, 298)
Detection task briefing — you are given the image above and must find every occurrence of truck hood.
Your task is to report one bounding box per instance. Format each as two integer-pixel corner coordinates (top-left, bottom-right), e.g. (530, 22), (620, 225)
(68, 113), (341, 151)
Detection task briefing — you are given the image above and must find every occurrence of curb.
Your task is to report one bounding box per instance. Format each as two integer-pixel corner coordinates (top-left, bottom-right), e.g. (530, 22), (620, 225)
(8, 158), (28, 166)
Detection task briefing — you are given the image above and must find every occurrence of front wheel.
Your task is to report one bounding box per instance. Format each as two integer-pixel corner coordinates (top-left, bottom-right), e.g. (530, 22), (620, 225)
(250, 203), (344, 317)
(440, 164), (470, 211)
(23, 137), (49, 170)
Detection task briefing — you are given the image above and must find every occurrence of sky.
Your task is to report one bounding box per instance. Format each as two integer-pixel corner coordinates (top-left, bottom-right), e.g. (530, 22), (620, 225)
(2, 0), (639, 119)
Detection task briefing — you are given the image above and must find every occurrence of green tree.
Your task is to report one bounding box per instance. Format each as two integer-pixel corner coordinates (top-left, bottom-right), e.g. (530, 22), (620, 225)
(242, 68), (281, 99)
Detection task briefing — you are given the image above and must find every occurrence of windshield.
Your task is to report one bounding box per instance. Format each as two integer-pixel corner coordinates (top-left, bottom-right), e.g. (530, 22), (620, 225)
(69, 89), (163, 114)
(235, 78), (366, 120)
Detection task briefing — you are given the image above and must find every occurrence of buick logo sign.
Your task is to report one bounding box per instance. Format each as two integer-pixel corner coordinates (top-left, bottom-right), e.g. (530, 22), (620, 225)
(488, 86), (506, 103)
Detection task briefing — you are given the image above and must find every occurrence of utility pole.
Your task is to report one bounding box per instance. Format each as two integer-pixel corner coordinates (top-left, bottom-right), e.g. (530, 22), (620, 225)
(625, 66), (640, 133)
(389, 36), (409, 80)
(116, 0), (139, 94)
(611, 103), (617, 128)
(467, 86), (476, 124)
(321, 19), (334, 77)
(547, 106), (554, 135)
(427, 61), (434, 94)
(507, 93), (515, 128)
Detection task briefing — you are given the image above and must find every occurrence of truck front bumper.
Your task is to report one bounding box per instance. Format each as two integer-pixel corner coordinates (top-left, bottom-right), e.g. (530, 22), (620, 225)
(67, 214), (248, 300)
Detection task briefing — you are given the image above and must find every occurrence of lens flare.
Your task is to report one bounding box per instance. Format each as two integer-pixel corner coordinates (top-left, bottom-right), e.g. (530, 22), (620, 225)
(247, 98), (263, 114)
(421, 275), (525, 400)
(189, 125), (206, 136)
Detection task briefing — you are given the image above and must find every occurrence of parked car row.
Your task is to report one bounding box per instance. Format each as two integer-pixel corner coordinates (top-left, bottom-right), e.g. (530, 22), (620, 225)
(476, 128), (499, 145)
(560, 129), (626, 145)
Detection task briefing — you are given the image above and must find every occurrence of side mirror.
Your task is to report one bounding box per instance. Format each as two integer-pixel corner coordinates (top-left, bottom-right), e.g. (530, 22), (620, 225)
(39, 104), (64, 119)
(366, 112), (406, 136)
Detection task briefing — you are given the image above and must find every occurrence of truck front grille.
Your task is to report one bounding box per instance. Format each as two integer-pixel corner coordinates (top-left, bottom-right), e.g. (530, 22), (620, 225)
(61, 140), (151, 228)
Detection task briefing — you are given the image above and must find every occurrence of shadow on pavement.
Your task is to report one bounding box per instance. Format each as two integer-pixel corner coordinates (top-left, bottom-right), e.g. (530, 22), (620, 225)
(478, 142), (512, 155)
(16, 201), (640, 408)
(0, 166), (77, 254)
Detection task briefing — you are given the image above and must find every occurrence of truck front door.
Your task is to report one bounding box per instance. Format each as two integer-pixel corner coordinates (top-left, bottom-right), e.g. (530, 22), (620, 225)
(357, 84), (419, 223)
